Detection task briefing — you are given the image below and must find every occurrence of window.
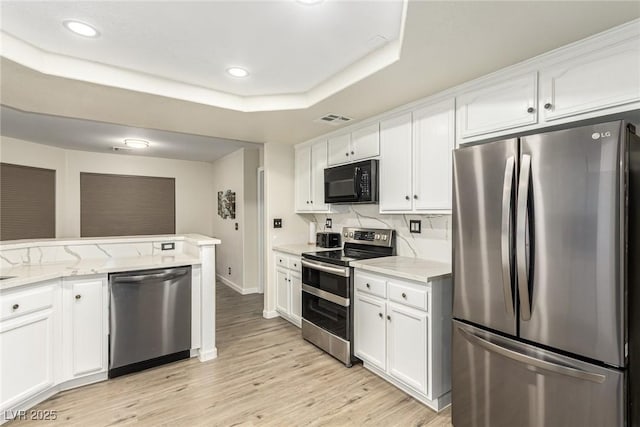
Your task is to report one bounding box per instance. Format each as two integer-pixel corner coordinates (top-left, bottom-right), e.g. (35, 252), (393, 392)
(80, 173), (175, 237)
(0, 163), (56, 241)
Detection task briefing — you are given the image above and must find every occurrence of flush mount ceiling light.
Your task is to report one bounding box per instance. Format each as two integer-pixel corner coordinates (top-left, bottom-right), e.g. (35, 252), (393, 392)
(226, 67), (249, 78)
(123, 138), (150, 149)
(63, 20), (99, 38)
(296, 0), (324, 5)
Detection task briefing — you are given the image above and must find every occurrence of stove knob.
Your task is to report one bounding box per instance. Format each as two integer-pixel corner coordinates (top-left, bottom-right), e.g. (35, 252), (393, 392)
(375, 234), (380, 240)
(344, 232), (348, 237)
(349, 232), (354, 237)
(382, 235), (388, 241)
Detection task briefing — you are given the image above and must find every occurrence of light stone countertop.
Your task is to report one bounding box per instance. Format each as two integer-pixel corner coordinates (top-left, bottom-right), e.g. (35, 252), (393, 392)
(351, 256), (451, 283)
(272, 243), (338, 257)
(0, 253), (202, 291)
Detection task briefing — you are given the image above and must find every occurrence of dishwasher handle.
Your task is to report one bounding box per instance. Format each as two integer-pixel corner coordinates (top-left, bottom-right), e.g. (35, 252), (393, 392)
(111, 268), (190, 283)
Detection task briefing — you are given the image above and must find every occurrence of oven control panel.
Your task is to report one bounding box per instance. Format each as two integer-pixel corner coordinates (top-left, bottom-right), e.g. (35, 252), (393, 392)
(342, 227), (394, 247)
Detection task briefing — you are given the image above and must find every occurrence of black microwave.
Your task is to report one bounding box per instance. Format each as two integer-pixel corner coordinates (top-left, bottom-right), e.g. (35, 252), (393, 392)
(324, 159), (378, 204)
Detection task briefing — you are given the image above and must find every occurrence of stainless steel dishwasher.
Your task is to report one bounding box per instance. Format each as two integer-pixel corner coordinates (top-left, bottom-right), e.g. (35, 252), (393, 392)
(109, 266), (191, 378)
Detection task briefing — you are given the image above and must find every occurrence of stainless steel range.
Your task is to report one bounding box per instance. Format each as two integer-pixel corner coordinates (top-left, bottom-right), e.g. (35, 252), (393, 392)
(301, 227), (395, 367)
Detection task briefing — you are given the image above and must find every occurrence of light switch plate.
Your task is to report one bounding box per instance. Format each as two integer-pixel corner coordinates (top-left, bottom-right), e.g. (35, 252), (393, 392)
(273, 218), (282, 228)
(161, 242), (175, 250)
(409, 220), (421, 234)
(325, 218), (332, 229)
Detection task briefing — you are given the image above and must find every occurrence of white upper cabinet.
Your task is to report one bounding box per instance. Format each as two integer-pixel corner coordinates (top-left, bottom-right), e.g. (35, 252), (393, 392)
(380, 98), (455, 214)
(350, 123), (380, 161)
(380, 113), (413, 212)
(457, 71), (538, 140)
(295, 141), (329, 213)
(327, 133), (352, 166)
(413, 98), (455, 211)
(540, 36), (640, 122)
(327, 123), (380, 166)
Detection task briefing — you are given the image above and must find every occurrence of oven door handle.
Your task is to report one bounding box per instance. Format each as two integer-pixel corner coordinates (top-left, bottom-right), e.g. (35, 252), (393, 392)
(301, 259), (350, 277)
(302, 284), (350, 307)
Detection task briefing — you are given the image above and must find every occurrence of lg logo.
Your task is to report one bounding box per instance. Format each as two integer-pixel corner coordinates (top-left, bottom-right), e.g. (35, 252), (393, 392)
(592, 131), (612, 140)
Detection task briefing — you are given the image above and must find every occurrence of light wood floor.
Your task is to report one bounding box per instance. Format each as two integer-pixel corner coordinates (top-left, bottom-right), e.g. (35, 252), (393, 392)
(9, 283), (452, 426)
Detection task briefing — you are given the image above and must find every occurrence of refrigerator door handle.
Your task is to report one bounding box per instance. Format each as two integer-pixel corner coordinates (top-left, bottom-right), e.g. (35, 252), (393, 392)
(516, 154), (532, 320)
(501, 156), (515, 316)
(457, 325), (606, 384)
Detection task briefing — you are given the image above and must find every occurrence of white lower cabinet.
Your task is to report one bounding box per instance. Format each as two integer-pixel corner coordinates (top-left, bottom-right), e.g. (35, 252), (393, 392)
(62, 276), (108, 380)
(274, 251), (302, 327)
(0, 281), (59, 413)
(354, 269), (452, 411)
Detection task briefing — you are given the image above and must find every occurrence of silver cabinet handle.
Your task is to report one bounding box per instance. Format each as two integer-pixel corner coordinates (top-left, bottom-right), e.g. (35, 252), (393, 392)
(527, 107), (535, 113)
(387, 315), (391, 321)
(366, 283), (370, 288)
(501, 156), (515, 317)
(350, 151), (354, 155)
(405, 195), (410, 200)
(345, 152), (349, 157)
(12, 303), (19, 310)
(378, 313), (383, 318)
(75, 294), (82, 300)
(544, 103), (552, 110)
(401, 293), (407, 299)
(457, 325), (605, 384)
(413, 195), (418, 199)
(516, 154), (532, 320)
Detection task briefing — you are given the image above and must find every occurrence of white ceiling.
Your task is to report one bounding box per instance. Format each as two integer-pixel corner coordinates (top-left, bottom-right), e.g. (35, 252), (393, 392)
(0, 0), (405, 111)
(0, 106), (261, 162)
(1, 1), (639, 152)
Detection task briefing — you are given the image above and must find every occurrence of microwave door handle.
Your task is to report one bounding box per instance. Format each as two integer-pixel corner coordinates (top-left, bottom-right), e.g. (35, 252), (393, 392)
(353, 166), (361, 197)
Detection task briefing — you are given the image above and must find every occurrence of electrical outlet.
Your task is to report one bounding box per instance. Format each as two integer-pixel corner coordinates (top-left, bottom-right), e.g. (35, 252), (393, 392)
(228, 267), (231, 275)
(325, 218), (332, 229)
(273, 218), (282, 228)
(409, 220), (421, 234)
(235, 222), (239, 231)
(161, 242), (175, 251)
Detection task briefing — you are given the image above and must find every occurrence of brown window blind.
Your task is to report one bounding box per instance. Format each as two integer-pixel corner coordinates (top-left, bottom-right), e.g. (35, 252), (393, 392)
(80, 173), (175, 237)
(0, 163), (56, 241)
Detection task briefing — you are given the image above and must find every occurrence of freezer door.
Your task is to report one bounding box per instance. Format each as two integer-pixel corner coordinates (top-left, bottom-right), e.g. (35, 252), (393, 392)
(453, 138), (518, 335)
(518, 121), (625, 367)
(452, 321), (624, 427)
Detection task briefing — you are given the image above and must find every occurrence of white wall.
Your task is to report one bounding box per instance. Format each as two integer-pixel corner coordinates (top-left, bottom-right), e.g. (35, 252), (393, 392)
(262, 142), (308, 317)
(210, 148), (259, 293)
(0, 136), (214, 237)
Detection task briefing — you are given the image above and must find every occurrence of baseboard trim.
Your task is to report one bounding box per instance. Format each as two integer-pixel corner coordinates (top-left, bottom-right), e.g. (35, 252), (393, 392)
(198, 347), (218, 362)
(263, 310), (279, 319)
(216, 275), (260, 295)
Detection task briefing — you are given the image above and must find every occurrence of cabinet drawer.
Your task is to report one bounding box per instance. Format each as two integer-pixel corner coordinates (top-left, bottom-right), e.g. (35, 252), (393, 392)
(355, 272), (386, 298)
(275, 253), (289, 269)
(388, 281), (429, 312)
(288, 257), (301, 271)
(1, 285), (55, 321)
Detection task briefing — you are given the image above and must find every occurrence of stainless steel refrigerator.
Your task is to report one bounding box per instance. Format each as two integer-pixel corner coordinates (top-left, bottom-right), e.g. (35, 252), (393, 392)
(452, 120), (640, 427)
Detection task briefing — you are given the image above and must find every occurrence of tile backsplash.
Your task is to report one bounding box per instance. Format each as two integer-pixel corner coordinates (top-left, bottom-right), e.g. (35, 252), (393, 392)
(302, 204), (452, 263)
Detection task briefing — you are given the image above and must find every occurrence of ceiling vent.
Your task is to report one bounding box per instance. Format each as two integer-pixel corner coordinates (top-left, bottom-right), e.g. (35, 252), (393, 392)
(112, 146), (134, 152)
(315, 114), (353, 126)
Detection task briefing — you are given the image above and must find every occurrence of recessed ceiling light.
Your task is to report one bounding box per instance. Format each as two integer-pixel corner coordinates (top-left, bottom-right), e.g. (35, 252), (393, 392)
(296, 0), (324, 5)
(63, 20), (99, 38)
(227, 67), (249, 78)
(124, 139), (150, 149)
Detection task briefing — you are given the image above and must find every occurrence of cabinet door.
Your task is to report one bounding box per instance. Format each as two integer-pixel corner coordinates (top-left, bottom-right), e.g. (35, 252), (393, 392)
(276, 268), (290, 315)
(295, 145), (312, 212)
(67, 279), (106, 377)
(540, 37), (640, 122)
(413, 98), (455, 211)
(289, 271), (302, 326)
(351, 123), (380, 161)
(457, 72), (538, 140)
(1, 310), (55, 410)
(387, 303), (428, 396)
(380, 113), (413, 212)
(310, 140), (329, 212)
(327, 133), (351, 166)
(354, 292), (386, 370)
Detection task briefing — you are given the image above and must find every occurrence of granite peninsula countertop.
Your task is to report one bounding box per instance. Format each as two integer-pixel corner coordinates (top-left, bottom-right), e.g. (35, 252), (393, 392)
(351, 256), (451, 282)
